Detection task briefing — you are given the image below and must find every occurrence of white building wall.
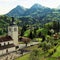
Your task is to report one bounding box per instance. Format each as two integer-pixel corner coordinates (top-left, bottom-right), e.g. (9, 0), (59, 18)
(0, 50), (3, 55)
(0, 47), (15, 55)
(9, 41), (13, 44)
(5, 42), (8, 45)
(3, 49), (6, 54)
(1, 42), (4, 46)
(12, 32), (18, 46)
(0, 49), (6, 55)
(8, 47), (15, 52)
(0, 41), (14, 46)
(8, 26), (18, 46)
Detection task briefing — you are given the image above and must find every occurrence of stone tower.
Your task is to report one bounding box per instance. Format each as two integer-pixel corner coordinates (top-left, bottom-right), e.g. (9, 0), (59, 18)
(8, 17), (18, 46)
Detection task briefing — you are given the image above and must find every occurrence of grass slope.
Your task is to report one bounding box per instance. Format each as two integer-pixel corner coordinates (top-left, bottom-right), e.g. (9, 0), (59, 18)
(52, 46), (60, 57)
(16, 54), (30, 60)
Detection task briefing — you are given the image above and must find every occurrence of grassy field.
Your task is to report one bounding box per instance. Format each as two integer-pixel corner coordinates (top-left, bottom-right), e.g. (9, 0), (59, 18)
(24, 30), (30, 37)
(15, 45), (42, 60)
(15, 53), (57, 60)
(19, 42), (24, 44)
(25, 45), (42, 51)
(16, 41), (60, 60)
(33, 38), (42, 42)
(16, 54), (30, 60)
(52, 46), (60, 57)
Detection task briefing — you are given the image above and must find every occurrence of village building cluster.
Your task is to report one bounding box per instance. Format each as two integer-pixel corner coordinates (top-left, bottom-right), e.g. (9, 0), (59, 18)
(0, 17), (19, 55)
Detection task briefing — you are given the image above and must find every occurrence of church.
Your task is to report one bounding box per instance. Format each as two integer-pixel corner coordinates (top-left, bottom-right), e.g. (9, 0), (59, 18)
(0, 17), (19, 55)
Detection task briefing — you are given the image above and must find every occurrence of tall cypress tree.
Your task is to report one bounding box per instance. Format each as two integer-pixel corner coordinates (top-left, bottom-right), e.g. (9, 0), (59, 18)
(20, 25), (27, 36)
(29, 30), (33, 39)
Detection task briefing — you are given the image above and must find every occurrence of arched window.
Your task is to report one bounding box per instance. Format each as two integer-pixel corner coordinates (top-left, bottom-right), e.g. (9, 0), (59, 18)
(14, 28), (17, 31)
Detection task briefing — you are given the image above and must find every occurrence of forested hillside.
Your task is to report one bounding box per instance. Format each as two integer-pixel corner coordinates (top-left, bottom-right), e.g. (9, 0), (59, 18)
(0, 4), (60, 36)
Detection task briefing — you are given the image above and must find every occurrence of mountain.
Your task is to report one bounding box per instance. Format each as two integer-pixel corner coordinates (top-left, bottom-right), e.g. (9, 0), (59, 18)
(24, 4), (45, 16)
(7, 5), (27, 17)
(6, 4), (53, 18)
(24, 4), (53, 17)
(31, 4), (45, 9)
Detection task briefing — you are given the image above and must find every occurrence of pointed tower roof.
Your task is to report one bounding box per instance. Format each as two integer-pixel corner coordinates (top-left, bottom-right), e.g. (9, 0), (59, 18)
(10, 17), (16, 26)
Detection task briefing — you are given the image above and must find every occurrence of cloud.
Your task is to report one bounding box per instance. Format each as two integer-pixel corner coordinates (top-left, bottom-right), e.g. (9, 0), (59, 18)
(1, 0), (10, 1)
(0, 0), (60, 15)
(0, 0), (16, 2)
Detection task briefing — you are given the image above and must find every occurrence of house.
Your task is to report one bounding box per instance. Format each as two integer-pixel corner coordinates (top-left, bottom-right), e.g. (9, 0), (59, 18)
(0, 36), (15, 55)
(53, 33), (59, 40)
(0, 17), (19, 55)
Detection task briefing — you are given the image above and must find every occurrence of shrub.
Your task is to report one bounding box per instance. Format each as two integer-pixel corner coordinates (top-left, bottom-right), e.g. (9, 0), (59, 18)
(29, 49), (40, 60)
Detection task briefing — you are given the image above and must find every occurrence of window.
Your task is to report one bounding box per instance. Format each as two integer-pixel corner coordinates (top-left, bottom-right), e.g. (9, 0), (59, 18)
(16, 46), (19, 49)
(0, 44), (1, 46)
(8, 42), (9, 45)
(4, 43), (5, 45)
(9, 28), (11, 31)
(14, 28), (17, 31)
(6, 49), (8, 54)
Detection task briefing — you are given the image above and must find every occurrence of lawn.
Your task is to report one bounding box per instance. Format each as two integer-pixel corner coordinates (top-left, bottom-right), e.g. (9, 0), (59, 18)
(46, 58), (56, 60)
(24, 45), (42, 51)
(16, 40), (60, 60)
(24, 30), (30, 37)
(16, 54), (30, 60)
(19, 42), (24, 44)
(33, 38), (42, 42)
(15, 44), (57, 60)
(52, 46), (60, 57)
(37, 28), (48, 35)
(15, 53), (57, 60)
(15, 45), (42, 60)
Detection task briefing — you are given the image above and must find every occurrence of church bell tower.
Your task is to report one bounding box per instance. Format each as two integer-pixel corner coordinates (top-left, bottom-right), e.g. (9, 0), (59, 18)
(8, 17), (18, 46)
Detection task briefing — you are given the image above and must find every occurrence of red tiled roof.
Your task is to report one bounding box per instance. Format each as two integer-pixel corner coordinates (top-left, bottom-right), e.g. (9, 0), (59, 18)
(0, 36), (13, 42)
(0, 44), (15, 50)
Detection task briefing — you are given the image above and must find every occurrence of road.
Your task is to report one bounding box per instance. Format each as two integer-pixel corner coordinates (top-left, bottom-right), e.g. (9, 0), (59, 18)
(19, 42), (40, 49)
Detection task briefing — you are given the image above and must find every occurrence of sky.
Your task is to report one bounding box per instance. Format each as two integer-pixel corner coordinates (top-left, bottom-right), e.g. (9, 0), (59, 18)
(0, 0), (60, 15)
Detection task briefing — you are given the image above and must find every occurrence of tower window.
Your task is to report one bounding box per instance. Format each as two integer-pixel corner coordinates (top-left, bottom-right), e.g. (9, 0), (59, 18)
(9, 28), (11, 31)
(14, 28), (17, 31)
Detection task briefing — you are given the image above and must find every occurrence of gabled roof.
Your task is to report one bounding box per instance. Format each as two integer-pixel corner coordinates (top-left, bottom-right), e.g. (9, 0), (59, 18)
(0, 36), (13, 42)
(10, 17), (17, 26)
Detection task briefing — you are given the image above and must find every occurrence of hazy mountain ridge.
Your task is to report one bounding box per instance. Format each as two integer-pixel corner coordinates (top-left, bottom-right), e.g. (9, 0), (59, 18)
(6, 4), (60, 25)
(6, 4), (53, 17)
(7, 5), (27, 17)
